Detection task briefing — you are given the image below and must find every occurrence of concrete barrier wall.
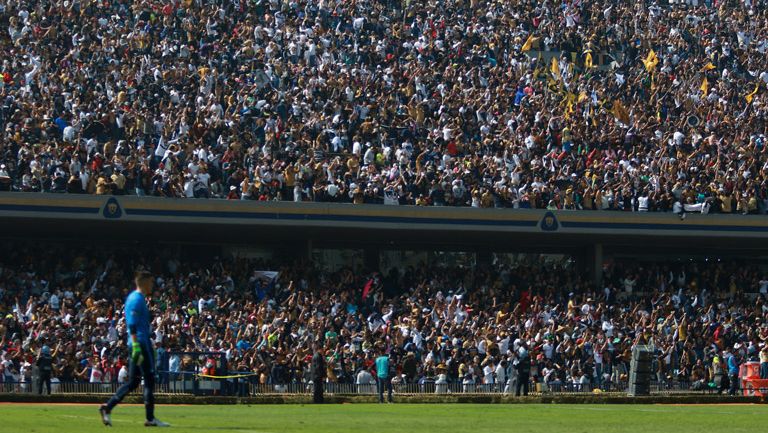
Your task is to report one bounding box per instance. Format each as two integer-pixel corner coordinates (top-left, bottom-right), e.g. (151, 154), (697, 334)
(1, 193), (767, 241)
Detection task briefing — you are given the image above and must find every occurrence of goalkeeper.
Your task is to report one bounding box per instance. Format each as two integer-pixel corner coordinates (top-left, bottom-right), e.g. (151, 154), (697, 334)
(100, 271), (169, 427)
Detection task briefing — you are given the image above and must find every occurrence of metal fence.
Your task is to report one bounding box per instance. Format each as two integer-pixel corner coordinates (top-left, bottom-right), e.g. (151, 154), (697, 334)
(0, 377), (715, 397)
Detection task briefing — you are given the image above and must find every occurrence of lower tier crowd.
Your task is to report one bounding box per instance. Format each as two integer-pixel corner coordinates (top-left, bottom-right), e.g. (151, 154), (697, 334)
(1, 243), (767, 394)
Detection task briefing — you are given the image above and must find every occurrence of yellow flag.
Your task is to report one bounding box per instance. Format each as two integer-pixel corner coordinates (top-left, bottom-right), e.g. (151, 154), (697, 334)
(700, 77), (708, 95)
(547, 76), (563, 94)
(564, 92), (577, 119)
(521, 34), (537, 52)
(702, 62), (716, 72)
(746, 83), (759, 104)
(551, 57), (560, 79)
(612, 100), (630, 124)
(585, 52), (593, 69)
(642, 50), (659, 72)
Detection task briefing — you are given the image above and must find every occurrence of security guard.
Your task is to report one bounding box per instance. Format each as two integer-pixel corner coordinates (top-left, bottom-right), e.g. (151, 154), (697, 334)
(311, 341), (326, 404)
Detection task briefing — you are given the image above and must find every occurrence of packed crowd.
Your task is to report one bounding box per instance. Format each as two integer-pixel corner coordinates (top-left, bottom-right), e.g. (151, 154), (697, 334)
(1, 1), (768, 212)
(1, 242), (768, 394)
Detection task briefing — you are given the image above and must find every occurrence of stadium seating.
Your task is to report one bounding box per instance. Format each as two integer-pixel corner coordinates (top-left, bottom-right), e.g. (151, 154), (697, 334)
(0, 242), (766, 395)
(0, 2), (767, 213)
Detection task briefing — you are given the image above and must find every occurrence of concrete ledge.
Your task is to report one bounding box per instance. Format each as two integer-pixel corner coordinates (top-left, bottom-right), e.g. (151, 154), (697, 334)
(2, 192), (768, 253)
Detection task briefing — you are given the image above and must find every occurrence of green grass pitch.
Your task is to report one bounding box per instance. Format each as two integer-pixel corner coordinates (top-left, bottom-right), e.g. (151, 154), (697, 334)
(1, 403), (766, 433)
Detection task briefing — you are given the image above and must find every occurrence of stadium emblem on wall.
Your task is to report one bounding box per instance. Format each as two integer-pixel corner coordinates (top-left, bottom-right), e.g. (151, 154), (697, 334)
(103, 197), (123, 219)
(540, 211), (559, 231)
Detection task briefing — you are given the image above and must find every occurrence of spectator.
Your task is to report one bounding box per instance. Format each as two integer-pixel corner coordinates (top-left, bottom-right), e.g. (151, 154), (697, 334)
(1, 240), (767, 396)
(375, 347), (392, 404)
(355, 368), (375, 394)
(0, 2), (766, 216)
(726, 348), (740, 396)
(515, 346), (531, 396)
(35, 344), (53, 395)
(761, 344), (768, 380)
(311, 341), (325, 404)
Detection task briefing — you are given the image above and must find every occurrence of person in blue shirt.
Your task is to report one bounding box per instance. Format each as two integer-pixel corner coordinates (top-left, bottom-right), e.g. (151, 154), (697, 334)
(726, 348), (741, 396)
(100, 271), (169, 427)
(375, 347), (393, 404)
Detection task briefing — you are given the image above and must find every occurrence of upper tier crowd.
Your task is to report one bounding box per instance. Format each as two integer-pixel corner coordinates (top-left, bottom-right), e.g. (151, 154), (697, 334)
(1, 1), (768, 213)
(1, 242), (768, 392)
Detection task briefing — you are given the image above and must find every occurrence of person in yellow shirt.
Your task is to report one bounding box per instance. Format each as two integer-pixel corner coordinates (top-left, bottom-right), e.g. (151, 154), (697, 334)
(346, 154), (360, 176)
(481, 189), (494, 208)
(748, 194), (758, 214)
(567, 293), (577, 318)
(95, 176), (110, 195)
(736, 192), (748, 215)
(719, 190), (732, 213)
(583, 187), (594, 210)
(283, 163), (297, 199)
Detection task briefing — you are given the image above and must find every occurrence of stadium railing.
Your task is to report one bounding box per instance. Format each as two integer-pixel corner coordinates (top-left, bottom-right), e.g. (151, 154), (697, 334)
(0, 378), (717, 396)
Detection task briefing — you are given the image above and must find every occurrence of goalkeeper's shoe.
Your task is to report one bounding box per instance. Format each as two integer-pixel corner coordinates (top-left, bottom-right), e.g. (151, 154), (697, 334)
(145, 418), (170, 427)
(99, 405), (112, 426)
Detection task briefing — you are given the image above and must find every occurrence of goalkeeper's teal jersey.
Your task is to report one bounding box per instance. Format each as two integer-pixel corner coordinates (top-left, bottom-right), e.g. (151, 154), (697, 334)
(125, 290), (151, 347)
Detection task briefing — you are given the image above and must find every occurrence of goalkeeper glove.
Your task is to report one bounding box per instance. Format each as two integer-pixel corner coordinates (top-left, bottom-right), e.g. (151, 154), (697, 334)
(131, 343), (144, 364)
